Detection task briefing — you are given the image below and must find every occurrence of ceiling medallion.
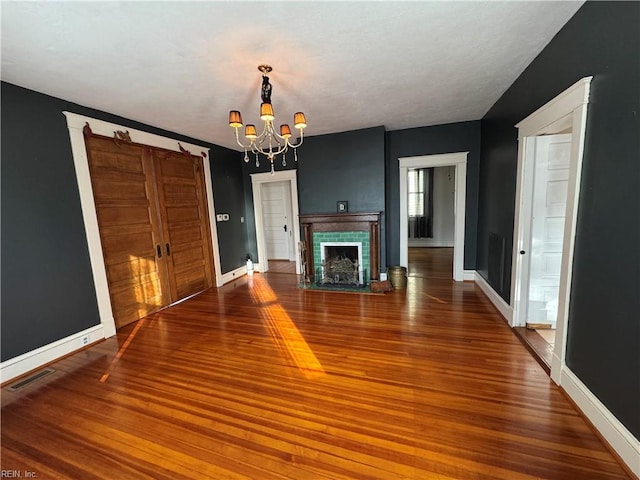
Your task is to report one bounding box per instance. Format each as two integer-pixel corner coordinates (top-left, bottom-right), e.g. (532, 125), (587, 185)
(228, 64), (307, 174)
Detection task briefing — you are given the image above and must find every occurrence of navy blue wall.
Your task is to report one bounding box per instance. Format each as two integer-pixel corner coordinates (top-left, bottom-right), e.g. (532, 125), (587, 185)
(385, 121), (481, 269)
(478, 1), (639, 438)
(1, 82), (247, 361)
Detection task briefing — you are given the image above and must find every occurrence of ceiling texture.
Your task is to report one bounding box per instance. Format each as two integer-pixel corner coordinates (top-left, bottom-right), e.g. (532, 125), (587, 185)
(1, 1), (584, 151)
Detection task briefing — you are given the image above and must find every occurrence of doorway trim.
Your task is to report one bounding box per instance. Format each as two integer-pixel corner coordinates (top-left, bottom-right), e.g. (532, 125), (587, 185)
(399, 152), (468, 281)
(251, 169), (301, 274)
(63, 112), (223, 339)
(510, 76), (592, 382)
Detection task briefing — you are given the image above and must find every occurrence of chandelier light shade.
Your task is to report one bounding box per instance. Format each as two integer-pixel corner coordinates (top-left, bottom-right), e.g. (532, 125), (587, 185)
(229, 64), (307, 173)
(280, 124), (292, 138)
(260, 103), (274, 121)
(228, 111), (243, 128)
(294, 112), (307, 129)
(244, 124), (257, 139)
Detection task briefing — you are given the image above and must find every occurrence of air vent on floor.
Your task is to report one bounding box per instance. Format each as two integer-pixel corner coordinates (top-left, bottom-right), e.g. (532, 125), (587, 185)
(6, 368), (56, 391)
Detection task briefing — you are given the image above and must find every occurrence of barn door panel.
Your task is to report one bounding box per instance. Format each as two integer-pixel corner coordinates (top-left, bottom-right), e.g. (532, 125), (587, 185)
(84, 136), (169, 328)
(153, 151), (214, 300)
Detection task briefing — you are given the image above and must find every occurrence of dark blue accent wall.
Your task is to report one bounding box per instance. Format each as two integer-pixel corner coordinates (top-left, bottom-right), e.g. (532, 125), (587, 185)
(478, 1), (639, 438)
(385, 121), (481, 269)
(1, 82), (247, 362)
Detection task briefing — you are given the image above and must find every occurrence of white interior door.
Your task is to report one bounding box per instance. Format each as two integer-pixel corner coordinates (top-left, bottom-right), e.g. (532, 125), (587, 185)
(261, 181), (292, 260)
(526, 134), (572, 328)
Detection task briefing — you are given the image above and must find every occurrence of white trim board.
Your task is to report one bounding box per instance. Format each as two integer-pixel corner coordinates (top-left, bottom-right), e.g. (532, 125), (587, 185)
(221, 265), (248, 285)
(473, 253), (639, 476)
(399, 152), (468, 282)
(408, 240), (454, 248)
(62, 112), (222, 334)
(250, 170), (301, 274)
(463, 270), (476, 281)
(560, 368), (640, 478)
(0, 325), (104, 383)
(507, 77), (591, 385)
(474, 272), (513, 323)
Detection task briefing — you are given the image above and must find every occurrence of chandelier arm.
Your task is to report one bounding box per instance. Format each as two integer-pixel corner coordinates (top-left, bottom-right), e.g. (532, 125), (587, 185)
(256, 121), (270, 140)
(234, 127), (252, 149)
(286, 129), (305, 149)
(251, 138), (288, 157)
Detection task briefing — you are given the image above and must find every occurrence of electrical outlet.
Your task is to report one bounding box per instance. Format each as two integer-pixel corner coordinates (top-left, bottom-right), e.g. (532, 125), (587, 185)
(81, 335), (89, 346)
(222, 213), (229, 221)
(216, 214), (224, 221)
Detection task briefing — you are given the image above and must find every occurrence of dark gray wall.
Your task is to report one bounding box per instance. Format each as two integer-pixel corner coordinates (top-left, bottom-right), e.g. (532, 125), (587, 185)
(243, 126), (387, 269)
(1, 82), (247, 361)
(478, 1), (639, 438)
(2, 84), (100, 361)
(210, 147), (249, 273)
(385, 121), (481, 269)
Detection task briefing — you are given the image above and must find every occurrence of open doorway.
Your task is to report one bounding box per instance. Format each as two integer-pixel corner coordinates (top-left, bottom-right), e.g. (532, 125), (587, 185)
(517, 133), (571, 364)
(251, 170), (301, 275)
(510, 77), (591, 382)
(399, 152), (468, 281)
(407, 166), (455, 279)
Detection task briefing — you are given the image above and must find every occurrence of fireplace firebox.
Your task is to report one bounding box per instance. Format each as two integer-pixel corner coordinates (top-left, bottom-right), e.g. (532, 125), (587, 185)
(319, 243), (364, 286)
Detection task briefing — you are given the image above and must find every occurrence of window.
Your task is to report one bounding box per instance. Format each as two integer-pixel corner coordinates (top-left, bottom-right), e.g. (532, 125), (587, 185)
(408, 169), (424, 217)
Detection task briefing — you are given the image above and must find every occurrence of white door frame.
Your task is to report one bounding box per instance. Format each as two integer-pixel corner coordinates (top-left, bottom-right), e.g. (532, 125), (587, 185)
(63, 111), (223, 339)
(510, 77), (591, 382)
(251, 170), (301, 274)
(399, 152), (468, 281)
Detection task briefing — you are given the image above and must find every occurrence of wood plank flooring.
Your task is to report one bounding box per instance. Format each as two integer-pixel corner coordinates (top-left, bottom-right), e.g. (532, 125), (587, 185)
(408, 247), (453, 279)
(267, 260), (297, 274)
(1, 273), (631, 479)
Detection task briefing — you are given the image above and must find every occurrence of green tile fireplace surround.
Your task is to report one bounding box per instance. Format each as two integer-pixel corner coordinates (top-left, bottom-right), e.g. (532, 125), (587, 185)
(300, 212), (381, 283)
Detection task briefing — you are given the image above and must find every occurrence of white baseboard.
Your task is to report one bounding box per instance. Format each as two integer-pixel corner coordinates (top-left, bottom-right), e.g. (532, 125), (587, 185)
(560, 367), (640, 477)
(221, 265), (248, 285)
(474, 271), (513, 323)
(380, 273), (388, 281)
(408, 240), (454, 248)
(463, 270), (475, 281)
(472, 271), (638, 475)
(0, 324), (104, 384)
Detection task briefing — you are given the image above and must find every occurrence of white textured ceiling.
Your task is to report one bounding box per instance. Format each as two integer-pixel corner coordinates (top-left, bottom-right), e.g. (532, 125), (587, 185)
(1, 1), (584, 151)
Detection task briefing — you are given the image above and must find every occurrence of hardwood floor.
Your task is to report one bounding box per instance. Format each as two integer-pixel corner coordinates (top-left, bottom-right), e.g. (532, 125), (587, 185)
(1, 273), (631, 479)
(267, 260), (297, 274)
(513, 327), (555, 374)
(408, 247), (453, 279)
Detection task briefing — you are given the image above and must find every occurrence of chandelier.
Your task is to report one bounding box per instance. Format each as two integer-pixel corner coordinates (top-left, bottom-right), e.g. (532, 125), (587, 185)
(228, 64), (307, 174)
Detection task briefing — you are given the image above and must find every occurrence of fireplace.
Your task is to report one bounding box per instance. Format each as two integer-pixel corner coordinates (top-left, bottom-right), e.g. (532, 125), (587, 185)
(300, 212), (381, 284)
(319, 242), (364, 285)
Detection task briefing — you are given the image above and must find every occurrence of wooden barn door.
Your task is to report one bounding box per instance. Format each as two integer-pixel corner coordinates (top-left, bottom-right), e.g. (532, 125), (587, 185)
(85, 133), (213, 328)
(153, 151), (214, 300)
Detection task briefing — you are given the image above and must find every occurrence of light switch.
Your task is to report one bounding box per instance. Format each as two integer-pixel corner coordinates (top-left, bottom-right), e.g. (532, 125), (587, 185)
(222, 213), (230, 221)
(216, 214), (224, 221)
